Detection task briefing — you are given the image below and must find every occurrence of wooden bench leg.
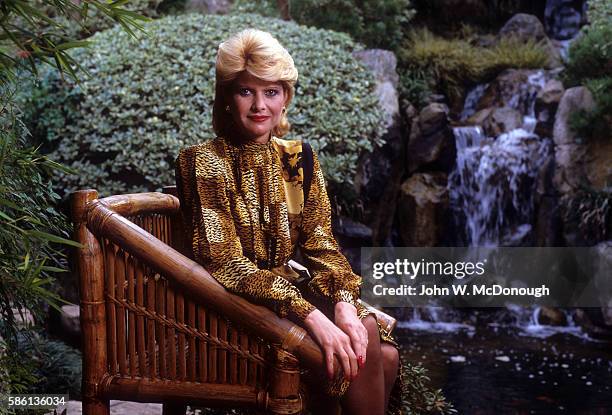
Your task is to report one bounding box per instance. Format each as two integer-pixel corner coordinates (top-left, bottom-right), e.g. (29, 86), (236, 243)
(162, 402), (186, 415)
(268, 347), (302, 414)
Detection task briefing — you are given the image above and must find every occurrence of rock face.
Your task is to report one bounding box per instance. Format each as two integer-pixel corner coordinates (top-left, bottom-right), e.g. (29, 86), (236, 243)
(535, 79), (565, 137)
(353, 50), (403, 222)
(407, 103), (456, 174)
(482, 106), (523, 137)
(552, 86), (596, 193)
(498, 13), (562, 68)
(476, 69), (545, 114)
(398, 172), (449, 246)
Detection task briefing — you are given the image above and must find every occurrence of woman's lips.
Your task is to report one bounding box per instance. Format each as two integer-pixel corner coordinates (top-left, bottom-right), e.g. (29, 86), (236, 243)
(249, 116), (270, 122)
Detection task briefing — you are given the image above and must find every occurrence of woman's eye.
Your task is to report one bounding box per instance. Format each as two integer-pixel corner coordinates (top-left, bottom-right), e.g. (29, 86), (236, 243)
(265, 89), (279, 96)
(239, 88), (251, 96)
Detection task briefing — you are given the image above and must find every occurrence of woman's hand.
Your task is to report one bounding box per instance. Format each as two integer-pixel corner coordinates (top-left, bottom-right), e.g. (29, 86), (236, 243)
(304, 308), (359, 382)
(334, 302), (368, 369)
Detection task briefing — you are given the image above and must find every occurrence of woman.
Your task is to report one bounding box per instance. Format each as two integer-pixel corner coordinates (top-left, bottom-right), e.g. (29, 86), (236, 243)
(175, 29), (401, 414)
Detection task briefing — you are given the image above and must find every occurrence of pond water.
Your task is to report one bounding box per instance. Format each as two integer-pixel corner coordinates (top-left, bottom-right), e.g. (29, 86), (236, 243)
(398, 326), (612, 414)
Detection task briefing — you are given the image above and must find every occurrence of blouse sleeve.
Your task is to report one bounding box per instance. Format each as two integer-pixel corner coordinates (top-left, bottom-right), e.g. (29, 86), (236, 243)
(175, 145), (316, 323)
(299, 149), (362, 307)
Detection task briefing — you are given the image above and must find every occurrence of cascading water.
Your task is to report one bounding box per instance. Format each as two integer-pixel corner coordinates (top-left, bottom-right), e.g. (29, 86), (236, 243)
(449, 70), (553, 247)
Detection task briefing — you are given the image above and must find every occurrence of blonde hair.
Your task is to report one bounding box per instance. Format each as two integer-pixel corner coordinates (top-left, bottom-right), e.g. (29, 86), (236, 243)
(212, 29), (298, 138)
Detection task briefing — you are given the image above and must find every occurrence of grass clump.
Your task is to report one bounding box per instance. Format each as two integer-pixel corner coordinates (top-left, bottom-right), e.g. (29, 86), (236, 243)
(398, 28), (550, 106)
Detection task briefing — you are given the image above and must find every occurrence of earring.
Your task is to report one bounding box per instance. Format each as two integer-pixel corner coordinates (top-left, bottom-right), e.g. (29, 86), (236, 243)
(225, 105), (230, 112)
(282, 106), (286, 113)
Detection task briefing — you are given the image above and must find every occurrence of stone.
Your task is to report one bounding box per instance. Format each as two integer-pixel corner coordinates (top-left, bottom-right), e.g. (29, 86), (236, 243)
(552, 86), (596, 193)
(60, 305), (81, 336)
(407, 103), (456, 174)
(544, 0), (583, 40)
(498, 14), (562, 68)
(537, 306), (568, 326)
(465, 108), (492, 127)
(535, 79), (565, 137)
(185, 0), (231, 14)
(353, 49), (402, 222)
(482, 106), (522, 137)
(398, 172), (449, 246)
(477, 69), (546, 114)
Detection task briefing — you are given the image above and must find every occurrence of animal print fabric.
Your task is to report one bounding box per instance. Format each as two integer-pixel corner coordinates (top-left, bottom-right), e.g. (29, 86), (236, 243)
(175, 136), (403, 413)
(174, 136), (360, 323)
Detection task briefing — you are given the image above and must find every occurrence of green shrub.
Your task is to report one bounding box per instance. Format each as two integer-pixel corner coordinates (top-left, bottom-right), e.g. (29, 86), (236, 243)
(20, 13), (386, 206)
(586, 0), (612, 30)
(289, 0), (415, 51)
(564, 24), (612, 86)
(0, 84), (77, 403)
(230, 0), (281, 18)
(398, 29), (550, 105)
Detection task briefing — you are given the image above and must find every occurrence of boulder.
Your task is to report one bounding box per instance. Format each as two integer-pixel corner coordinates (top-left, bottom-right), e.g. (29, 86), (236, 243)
(535, 79), (565, 137)
(407, 103), (456, 174)
(482, 106), (523, 137)
(498, 14), (562, 68)
(537, 306), (568, 326)
(595, 241), (612, 326)
(544, 0), (583, 40)
(552, 86), (596, 193)
(476, 69), (547, 114)
(352, 49), (400, 130)
(353, 50), (403, 220)
(398, 172), (449, 247)
(60, 305), (81, 337)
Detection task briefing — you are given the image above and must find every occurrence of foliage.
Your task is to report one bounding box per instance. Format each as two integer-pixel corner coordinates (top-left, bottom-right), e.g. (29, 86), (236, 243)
(289, 0), (415, 51)
(0, 0), (149, 83)
(564, 24), (611, 86)
(562, 186), (611, 243)
(0, 86), (79, 403)
(586, 0), (612, 31)
(13, 0), (164, 42)
(1, 0), (140, 402)
(20, 13), (387, 208)
(398, 29), (549, 105)
(564, 3), (611, 142)
(18, 331), (82, 398)
(230, 0), (281, 18)
(400, 360), (456, 414)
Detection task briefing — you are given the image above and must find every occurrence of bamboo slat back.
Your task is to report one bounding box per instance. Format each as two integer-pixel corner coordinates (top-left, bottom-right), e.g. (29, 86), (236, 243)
(99, 205), (269, 387)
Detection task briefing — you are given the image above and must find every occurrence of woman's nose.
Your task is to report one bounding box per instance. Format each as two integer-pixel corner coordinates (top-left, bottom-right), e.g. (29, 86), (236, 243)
(251, 92), (266, 111)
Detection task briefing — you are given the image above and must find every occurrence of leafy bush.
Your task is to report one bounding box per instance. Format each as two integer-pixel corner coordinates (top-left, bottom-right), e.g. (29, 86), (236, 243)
(398, 29), (549, 105)
(20, 13), (387, 206)
(564, 24), (611, 86)
(230, 0), (281, 18)
(564, 2), (611, 142)
(0, 85), (77, 402)
(289, 0), (415, 51)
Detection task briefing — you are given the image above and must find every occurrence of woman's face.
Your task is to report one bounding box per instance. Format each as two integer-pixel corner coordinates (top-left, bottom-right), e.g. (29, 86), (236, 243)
(227, 71), (286, 144)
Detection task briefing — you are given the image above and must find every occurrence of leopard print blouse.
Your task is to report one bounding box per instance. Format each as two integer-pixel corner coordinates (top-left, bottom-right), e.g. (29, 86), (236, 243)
(174, 135), (361, 323)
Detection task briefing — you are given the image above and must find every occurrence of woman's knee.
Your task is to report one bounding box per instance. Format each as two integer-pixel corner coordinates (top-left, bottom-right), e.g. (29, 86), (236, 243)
(380, 344), (399, 373)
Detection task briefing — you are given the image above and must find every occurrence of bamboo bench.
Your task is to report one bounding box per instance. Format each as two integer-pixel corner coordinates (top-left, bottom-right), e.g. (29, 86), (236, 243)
(71, 187), (338, 415)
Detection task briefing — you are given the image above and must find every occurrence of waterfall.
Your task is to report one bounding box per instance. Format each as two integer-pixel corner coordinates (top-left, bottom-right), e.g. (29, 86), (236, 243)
(449, 128), (551, 246)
